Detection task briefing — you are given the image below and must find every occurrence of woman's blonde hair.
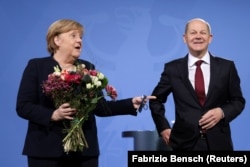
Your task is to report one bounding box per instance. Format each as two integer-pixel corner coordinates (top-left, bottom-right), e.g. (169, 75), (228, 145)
(46, 19), (84, 54)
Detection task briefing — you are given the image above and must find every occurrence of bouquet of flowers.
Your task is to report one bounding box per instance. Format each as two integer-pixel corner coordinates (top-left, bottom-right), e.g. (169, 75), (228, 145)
(42, 62), (117, 153)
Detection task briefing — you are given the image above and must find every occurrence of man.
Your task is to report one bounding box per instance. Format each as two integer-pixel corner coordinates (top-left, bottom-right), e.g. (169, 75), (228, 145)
(149, 18), (245, 150)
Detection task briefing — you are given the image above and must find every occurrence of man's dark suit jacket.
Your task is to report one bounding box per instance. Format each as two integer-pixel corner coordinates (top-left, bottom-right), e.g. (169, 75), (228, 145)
(16, 56), (137, 157)
(149, 54), (245, 150)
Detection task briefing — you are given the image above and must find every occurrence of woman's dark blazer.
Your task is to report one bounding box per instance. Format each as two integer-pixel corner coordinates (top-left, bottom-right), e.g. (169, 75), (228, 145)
(16, 56), (137, 157)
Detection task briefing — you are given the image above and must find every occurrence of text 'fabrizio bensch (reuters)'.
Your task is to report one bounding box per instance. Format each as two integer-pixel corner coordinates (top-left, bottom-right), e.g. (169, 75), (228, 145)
(128, 151), (249, 167)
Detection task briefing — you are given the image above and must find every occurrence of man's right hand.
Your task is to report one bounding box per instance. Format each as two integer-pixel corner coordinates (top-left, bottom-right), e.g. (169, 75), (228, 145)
(160, 129), (172, 145)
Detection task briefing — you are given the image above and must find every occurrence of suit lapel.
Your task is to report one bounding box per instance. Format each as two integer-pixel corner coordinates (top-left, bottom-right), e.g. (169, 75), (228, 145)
(178, 56), (198, 101)
(206, 55), (220, 102)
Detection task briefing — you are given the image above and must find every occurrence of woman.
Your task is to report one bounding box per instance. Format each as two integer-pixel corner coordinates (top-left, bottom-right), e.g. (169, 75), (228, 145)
(16, 19), (155, 167)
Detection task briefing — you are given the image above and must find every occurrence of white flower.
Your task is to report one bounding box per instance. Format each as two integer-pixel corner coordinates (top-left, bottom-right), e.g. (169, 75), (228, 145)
(53, 66), (61, 76)
(97, 72), (104, 80)
(81, 64), (86, 68)
(91, 76), (102, 87)
(91, 76), (99, 83)
(94, 81), (102, 87)
(53, 71), (61, 76)
(86, 83), (92, 89)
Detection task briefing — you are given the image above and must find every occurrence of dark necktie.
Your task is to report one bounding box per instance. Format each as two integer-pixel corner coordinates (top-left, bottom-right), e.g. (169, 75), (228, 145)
(195, 60), (206, 106)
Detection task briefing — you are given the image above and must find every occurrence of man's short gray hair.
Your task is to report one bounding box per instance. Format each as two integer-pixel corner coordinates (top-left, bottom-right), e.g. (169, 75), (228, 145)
(184, 18), (212, 34)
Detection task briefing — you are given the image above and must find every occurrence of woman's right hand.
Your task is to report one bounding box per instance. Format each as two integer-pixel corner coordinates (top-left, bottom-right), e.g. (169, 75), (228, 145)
(51, 103), (76, 121)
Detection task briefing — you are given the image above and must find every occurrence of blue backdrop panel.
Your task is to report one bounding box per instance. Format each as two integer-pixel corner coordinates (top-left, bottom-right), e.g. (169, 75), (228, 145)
(0, 0), (249, 166)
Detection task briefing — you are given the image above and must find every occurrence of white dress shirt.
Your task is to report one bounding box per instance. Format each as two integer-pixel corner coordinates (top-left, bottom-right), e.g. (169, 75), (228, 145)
(188, 52), (210, 95)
